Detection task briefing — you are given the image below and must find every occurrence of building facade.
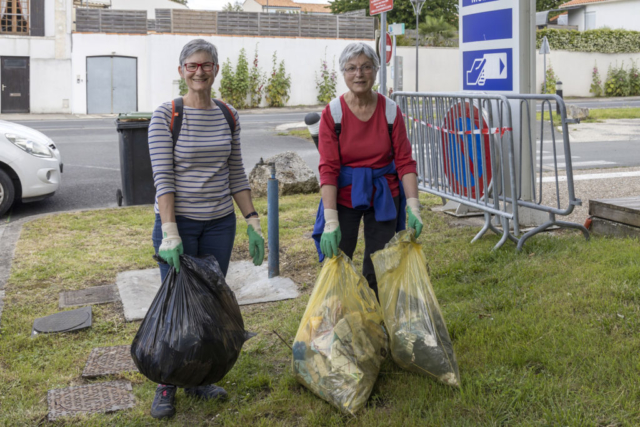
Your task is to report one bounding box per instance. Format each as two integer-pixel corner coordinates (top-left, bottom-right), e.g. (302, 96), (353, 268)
(560, 0), (640, 31)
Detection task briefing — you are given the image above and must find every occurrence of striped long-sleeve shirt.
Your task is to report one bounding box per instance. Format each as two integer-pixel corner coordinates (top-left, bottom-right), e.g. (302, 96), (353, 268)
(148, 101), (250, 221)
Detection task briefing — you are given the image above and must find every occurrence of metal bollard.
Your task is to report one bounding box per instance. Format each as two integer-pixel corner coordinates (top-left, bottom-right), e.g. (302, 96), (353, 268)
(556, 81), (563, 115)
(258, 157), (280, 278)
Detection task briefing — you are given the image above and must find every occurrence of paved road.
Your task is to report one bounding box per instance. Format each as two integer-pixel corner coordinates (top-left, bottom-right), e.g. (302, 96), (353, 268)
(1, 111), (319, 223)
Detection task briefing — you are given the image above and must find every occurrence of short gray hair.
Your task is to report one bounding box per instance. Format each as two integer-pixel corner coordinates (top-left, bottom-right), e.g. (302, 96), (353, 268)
(179, 39), (219, 70)
(338, 42), (380, 73)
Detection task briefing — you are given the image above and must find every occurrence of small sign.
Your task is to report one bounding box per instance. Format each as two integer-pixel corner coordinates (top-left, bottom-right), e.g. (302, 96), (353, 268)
(388, 23), (405, 36)
(462, 9), (513, 43)
(463, 48), (513, 91)
(9, 93), (21, 97)
(370, 0), (393, 16)
(539, 36), (551, 55)
(462, 0), (499, 7)
(386, 33), (392, 64)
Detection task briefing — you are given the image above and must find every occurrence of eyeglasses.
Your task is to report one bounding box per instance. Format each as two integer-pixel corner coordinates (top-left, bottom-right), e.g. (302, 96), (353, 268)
(184, 62), (215, 72)
(344, 64), (375, 75)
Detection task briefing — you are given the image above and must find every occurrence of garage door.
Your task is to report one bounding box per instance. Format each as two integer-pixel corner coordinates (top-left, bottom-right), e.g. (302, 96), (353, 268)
(87, 56), (137, 114)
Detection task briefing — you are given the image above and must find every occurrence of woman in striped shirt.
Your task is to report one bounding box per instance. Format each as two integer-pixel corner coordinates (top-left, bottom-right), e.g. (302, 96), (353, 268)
(147, 38), (264, 420)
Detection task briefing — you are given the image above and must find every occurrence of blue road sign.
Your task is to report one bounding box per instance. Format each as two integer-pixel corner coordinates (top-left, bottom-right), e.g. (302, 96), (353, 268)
(462, 9), (513, 43)
(462, 0), (498, 7)
(463, 48), (513, 91)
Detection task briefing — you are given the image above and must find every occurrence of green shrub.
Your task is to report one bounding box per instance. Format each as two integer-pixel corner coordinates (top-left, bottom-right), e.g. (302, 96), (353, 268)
(629, 60), (640, 96)
(218, 48), (250, 109)
(536, 28), (640, 53)
(315, 52), (337, 105)
(541, 61), (558, 94)
(605, 62), (630, 97)
(265, 52), (291, 108)
(590, 62), (603, 97)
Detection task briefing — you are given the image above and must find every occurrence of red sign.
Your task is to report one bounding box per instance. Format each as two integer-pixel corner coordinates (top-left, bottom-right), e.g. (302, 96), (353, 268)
(370, 0), (393, 16)
(441, 102), (492, 199)
(385, 33), (392, 64)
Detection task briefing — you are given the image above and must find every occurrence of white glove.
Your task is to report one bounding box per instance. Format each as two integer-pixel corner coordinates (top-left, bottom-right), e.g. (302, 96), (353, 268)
(406, 197), (424, 238)
(159, 222), (183, 271)
(245, 217), (263, 237)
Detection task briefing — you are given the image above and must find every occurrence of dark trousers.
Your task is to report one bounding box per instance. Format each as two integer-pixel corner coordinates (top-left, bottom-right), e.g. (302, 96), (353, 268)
(338, 196), (400, 299)
(152, 213), (236, 283)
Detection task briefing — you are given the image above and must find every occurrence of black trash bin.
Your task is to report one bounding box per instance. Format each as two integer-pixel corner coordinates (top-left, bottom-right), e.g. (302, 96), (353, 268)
(115, 113), (155, 207)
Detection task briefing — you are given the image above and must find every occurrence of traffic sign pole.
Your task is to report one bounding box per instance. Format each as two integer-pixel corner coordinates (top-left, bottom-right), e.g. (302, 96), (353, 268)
(380, 12), (387, 96)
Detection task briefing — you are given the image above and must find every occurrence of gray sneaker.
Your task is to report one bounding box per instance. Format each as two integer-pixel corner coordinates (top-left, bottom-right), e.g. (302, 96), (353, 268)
(184, 384), (228, 401)
(150, 384), (177, 419)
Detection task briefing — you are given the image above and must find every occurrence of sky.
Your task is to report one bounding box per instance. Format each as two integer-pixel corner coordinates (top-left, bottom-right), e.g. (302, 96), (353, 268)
(186, 0), (330, 11)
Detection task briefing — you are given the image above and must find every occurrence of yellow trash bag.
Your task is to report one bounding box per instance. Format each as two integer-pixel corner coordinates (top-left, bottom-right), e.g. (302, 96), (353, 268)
(371, 230), (460, 387)
(292, 252), (389, 415)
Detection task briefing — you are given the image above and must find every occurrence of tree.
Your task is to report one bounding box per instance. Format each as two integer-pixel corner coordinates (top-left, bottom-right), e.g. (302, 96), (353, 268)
(329, 0), (458, 29)
(223, 1), (244, 11)
(536, 0), (566, 11)
(419, 15), (457, 47)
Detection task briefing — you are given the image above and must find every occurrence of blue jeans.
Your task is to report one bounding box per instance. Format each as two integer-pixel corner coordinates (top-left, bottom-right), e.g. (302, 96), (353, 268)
(152, 213), (236, 283)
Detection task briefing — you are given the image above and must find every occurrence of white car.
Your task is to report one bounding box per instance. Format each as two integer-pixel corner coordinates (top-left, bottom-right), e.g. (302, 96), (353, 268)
(0, 120), (63, 217)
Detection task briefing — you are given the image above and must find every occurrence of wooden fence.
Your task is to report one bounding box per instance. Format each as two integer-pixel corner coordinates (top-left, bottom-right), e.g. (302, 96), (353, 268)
(75, 9), (147, 34)
(75, 8), (375, 39)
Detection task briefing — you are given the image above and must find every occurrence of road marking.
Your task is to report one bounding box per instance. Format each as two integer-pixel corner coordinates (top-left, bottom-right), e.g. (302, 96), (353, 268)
(540, 170), (640, 183)
(64, 164), (119, 171)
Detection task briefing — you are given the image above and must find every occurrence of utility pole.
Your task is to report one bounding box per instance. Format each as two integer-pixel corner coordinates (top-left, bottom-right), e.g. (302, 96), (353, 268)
(410, 0), (425, 91)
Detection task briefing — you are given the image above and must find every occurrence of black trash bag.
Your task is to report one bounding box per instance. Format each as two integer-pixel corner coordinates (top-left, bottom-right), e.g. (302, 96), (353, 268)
(131, 254), (251, 388)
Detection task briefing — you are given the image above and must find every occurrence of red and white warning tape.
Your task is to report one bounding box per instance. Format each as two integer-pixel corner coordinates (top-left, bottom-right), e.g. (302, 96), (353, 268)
(402, 114), (512, 137)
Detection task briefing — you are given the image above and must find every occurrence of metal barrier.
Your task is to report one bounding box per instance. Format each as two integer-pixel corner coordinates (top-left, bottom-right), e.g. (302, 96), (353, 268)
(392, 91), (589, 250)
(507, 94), (589, 249)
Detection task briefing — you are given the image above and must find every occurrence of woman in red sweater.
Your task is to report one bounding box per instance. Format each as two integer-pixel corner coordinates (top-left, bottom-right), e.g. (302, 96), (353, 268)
(316, 42), (422, 298)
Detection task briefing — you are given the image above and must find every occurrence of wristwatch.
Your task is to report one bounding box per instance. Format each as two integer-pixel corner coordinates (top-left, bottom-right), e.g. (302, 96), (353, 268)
(244, 211), (259, 219)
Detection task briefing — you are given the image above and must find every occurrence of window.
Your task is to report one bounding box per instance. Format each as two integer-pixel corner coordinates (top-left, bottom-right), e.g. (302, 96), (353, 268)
(585, 11), (596, 30)
(1, 0), (30, 35)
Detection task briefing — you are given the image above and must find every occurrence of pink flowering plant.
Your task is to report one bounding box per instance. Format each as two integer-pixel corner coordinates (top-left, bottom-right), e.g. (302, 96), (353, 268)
(540, 61), (558, 94)
(315, 52), (337, 105)
(590, 62), (603, 97)
(248, 44), (267, 108)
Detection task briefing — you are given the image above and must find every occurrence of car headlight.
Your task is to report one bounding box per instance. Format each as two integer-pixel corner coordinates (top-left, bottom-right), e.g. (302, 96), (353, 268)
(5, 133), (53, 158)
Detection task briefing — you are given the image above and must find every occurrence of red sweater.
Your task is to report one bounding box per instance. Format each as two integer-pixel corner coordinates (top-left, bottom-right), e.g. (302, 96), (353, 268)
(318, 93), (417, 209)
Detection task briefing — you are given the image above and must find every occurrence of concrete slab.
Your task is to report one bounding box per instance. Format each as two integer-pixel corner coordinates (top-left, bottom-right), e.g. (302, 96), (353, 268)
(47, 380), (135, 421)
(59, 284), (119, 309)
(116, 260), (299, 322)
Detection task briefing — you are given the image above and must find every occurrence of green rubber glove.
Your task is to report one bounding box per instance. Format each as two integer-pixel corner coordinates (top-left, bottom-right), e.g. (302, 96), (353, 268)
(406, 198), (424, 238)
(320, 209), (341, 259)
(158, 222), (183, 272)
(246, 217), (265, 266)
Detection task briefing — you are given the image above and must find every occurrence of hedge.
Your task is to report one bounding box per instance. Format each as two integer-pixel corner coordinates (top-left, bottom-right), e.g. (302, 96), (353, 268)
(536, 28), (640, 54)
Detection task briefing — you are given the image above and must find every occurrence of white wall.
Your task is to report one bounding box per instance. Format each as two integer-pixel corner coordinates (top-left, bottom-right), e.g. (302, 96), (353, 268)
(71, 33), (372, 113)
(586, 0), (640, 32)
(242, 0), (263, 12)
(109, 0), (187, 15)
(0, 0), (73, 113)
(567, 8), (584, 31)
(391, 47), (460, 92)
(31, 59), (72, 113)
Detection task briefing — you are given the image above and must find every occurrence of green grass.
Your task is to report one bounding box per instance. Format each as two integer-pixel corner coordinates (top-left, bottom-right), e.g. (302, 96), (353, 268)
(2, 193), (640, 425)
(277, 128), (315, 144)
(537, 107), (640, 126)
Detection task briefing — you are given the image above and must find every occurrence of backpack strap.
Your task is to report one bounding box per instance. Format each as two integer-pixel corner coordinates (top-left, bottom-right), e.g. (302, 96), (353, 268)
(213, 99), (237, 136)
(328, 97), (343, 162)
(170, 97), (184, 147)
(382, 95), (397, 141)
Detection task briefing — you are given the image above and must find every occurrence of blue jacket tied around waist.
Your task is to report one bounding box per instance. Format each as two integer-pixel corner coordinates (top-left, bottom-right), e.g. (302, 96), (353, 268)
(312, 162), (406, 262)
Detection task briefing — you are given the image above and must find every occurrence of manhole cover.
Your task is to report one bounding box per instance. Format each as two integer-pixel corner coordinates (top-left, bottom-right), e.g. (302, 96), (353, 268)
(32, 306), (92, 336)
(47, 380), (135, 421)
(82, 346), (139, 378)
(59, 285), (119, 309)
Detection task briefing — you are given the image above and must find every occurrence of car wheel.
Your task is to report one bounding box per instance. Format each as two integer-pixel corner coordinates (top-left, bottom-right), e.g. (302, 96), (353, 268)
(0, 169), (15, 217)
